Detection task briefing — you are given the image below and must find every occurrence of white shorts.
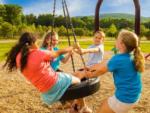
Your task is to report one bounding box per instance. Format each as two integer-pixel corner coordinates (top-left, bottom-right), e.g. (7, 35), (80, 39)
(108, 95), (137, 113)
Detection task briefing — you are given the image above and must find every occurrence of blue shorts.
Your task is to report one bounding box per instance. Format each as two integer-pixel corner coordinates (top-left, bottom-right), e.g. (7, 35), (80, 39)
(41, 72), (72, 105)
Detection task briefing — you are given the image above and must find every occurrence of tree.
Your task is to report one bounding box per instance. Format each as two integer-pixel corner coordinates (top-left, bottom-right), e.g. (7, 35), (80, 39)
(36, 25), (45, 37)
(0, 5), (6, 21)
(25, 14), (36, 25)
(74, 28), (84, 37)
(72, 17), (86, 28)
(107, 24), (117, 38)
(140, 24), (148, 37)
(144, 21), (150, 29)
(58, 26), (67, 36)
(4, 4), (22, 25)
(145, 30), (150, 40)
(37, 14), (53, 26)
(1, 22), (14, 38)
(0, 17), (3, 25)
(18, 24), (36, 35)
(55, 15), (65, 27)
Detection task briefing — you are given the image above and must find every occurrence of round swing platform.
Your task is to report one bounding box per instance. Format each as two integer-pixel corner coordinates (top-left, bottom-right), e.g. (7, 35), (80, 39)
(60, 77), (100, 101)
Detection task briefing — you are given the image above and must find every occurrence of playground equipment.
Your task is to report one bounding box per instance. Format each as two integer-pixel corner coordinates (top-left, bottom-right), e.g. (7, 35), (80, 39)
(95, 0), (141, 35)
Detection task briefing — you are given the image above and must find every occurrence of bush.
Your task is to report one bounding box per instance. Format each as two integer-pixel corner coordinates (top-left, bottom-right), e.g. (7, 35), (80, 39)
(145, 30), (150, 40)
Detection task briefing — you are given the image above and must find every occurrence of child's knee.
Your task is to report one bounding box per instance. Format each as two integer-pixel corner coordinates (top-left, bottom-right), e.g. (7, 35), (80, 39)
(72, 76), (81, 84)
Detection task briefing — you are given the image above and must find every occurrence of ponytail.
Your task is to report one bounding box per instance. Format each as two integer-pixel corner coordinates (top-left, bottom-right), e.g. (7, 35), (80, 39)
(134, 46), (145, 72)
(21, 43), (30, 71)
(3, 32), (36, 72)
(3, 43), (22, 72)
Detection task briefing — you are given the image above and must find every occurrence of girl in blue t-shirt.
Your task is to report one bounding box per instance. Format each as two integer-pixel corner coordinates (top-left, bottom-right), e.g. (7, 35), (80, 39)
(41, 31), (72, 71)
(82, 30), (145, 113)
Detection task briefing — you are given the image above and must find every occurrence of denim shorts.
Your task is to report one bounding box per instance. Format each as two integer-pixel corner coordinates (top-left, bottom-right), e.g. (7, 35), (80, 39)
(41, 72), (72, 105)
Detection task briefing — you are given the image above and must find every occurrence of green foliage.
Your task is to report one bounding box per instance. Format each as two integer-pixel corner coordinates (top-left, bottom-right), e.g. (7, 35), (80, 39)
(140, 24), (149, 37)
(0, 22), (14, 38)
(36, 14), (53, 26)
(72, 17), (86, 28)
(0, 5), (6, 20)
(18, 24), (36, 35)
(145, 30), (150, 40)
(144, 21), (150, 29)
(107, 24), (117, 37)
(0, 4), (150, 39)
(25, 14), (36, 25)
(36, 25), (45, 37)
(55, 15), (65, 27)
(58, 26), (67, 36)
(4, 4), (22, 25)
(74, 28), (84, 37)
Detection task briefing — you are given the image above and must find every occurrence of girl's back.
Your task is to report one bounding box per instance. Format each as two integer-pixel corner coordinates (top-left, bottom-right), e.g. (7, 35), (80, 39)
(16, 49), (58, 93)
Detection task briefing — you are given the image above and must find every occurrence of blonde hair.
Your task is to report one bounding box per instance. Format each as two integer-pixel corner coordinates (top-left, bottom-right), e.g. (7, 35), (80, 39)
(95, 31), (105, 39)
(118, 29), (145, 72)
(41, 31), (58, 48)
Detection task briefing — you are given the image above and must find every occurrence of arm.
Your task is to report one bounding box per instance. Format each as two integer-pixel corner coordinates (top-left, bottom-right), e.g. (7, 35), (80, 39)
(87, 61), (108, 78)
(74, 43), (100, 55)
(51, 46), (73, 59)
(74, 47), (100, 55)
(80, 47), (100, 54)
(73, 61), (108, 79)
(61, 51), (73, 63)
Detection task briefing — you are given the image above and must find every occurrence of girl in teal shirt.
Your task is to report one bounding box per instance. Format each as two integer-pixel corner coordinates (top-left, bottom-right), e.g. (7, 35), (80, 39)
(41, 31), (72, 71)
(80, 30), (145, 113)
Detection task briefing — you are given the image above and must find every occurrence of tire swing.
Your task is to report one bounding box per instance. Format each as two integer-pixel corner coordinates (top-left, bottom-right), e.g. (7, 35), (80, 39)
(49, 0), (100, 102)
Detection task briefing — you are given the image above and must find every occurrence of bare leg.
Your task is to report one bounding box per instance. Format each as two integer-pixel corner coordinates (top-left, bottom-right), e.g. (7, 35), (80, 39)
(97, 99), (115, 113)
(69, 98), (92, 113)
(71, 75), (81, 84)
(145, 53), (150, 59)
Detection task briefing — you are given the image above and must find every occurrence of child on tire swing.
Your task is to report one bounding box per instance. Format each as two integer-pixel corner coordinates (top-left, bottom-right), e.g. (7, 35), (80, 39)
(3, 32), (92, 113)
(67, 31), (105, 113)
(80, 30), (145, 113)
(41, 31), (72, 72)
(75, 30), (105, 67)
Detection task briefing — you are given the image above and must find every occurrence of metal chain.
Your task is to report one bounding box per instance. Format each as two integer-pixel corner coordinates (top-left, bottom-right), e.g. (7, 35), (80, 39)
(63, 0), (86, 69)
(50, 0), (57, 47)
(62, 0), (76, 72)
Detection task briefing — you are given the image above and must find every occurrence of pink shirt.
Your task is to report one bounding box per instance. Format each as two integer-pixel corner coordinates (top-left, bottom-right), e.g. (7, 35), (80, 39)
(16, 49), (58, 93)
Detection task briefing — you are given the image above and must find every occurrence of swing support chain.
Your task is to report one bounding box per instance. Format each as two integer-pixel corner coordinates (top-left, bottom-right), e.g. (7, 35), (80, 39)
(62, 0), (76, 72)
(63, 0), (87, 70)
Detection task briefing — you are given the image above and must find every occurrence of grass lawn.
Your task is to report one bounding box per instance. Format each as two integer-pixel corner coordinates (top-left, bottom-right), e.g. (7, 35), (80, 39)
(0, 40), (150, 61)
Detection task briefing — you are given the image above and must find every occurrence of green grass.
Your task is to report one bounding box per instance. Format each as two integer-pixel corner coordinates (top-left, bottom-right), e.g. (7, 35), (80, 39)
(0, 42), (16, 61)
(0, 40), (150, 61)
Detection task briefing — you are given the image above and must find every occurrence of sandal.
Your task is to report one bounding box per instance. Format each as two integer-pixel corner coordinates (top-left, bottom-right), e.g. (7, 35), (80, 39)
(79, 106), (92, 113)
(68, 103), (81, 113)
(68, 105), (92, 113)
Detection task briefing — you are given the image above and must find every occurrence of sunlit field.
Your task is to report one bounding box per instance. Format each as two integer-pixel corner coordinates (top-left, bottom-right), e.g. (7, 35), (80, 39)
(0, 38), (150, 61)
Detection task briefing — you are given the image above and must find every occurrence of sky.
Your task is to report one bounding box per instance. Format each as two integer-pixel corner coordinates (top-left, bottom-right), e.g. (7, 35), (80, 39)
(0, 0), (150, 17)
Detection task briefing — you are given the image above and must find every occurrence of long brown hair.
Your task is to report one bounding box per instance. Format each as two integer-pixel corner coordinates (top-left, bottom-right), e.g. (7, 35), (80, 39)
(41, 31), (58, 48)
(4, 32), (37, 72)
(118, 30), (145, 72)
